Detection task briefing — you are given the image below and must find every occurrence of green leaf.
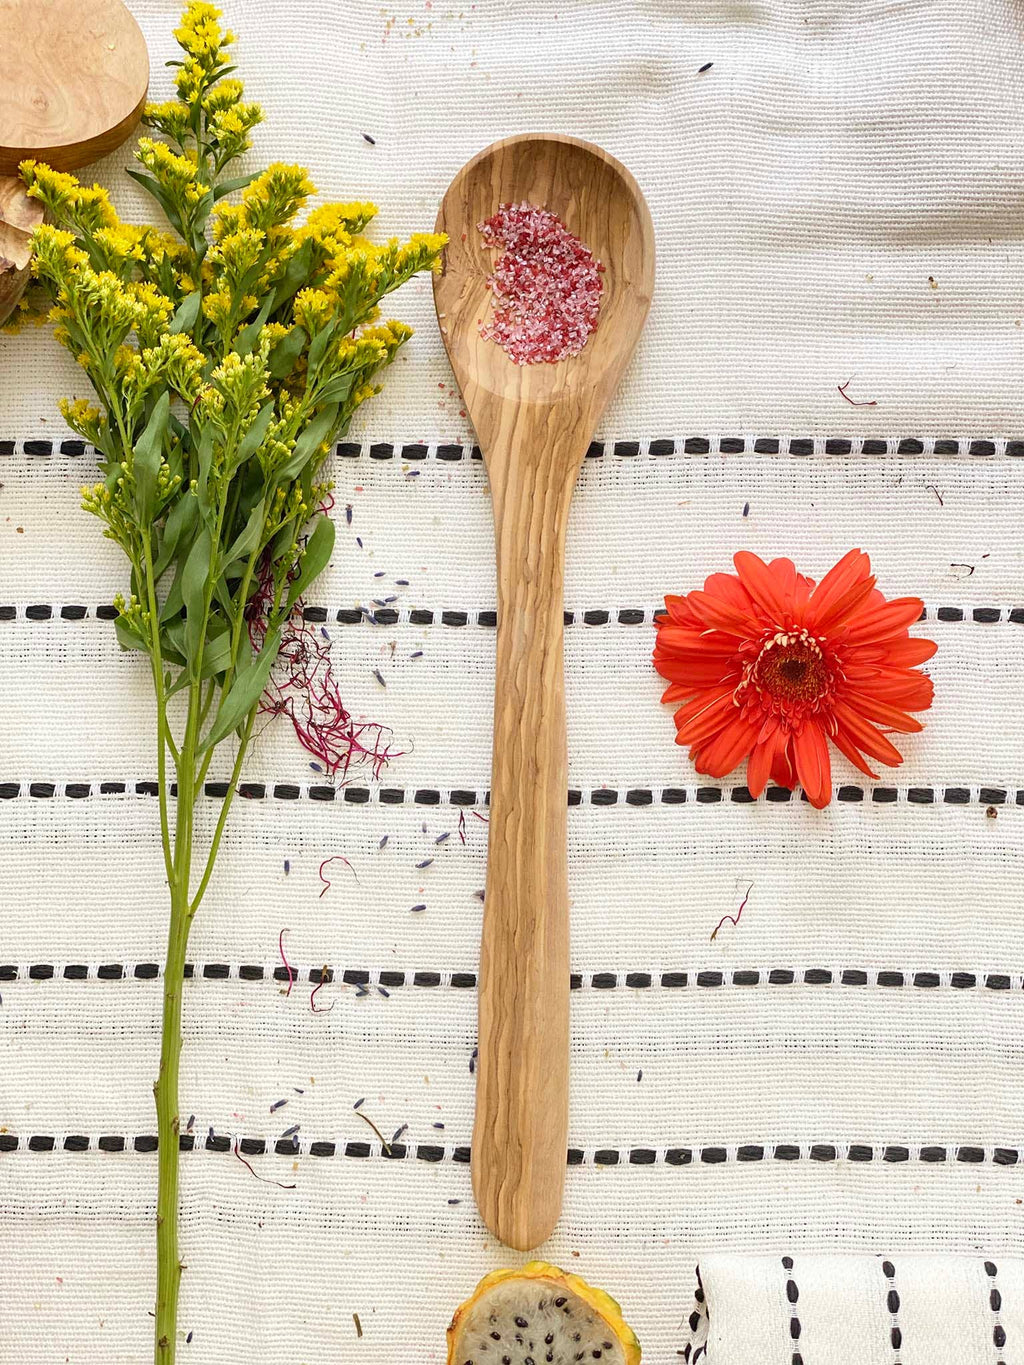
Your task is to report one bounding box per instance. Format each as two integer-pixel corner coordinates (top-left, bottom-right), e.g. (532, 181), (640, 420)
(234, 296), (274, 359)
(199, 628), (282, 752)
(268, 325), (307, 380)
(155, 488), (199, 578)
(285, 514), (335, 610)
(169, 290), (201, 335)
(235, 400), (276, 466)
(124, 168), (184, 236)
(115, 615), (150, 655)
(271, 237), (314, 310)
(213, 171), (257, 202)
(195, 427), (216, 525)
(154, 492), (198, 580)
(316, 371), (358, 407)
(199, 623), (234, 680)
(182, 526), (213, 667)
(133, 392), (171, 524)
(162, 619), (190, 676)
(306, 317), (340, 376)
(159, 562), (185, 622)
(275, 403), (338, 481)
(224, 497), (266, 565)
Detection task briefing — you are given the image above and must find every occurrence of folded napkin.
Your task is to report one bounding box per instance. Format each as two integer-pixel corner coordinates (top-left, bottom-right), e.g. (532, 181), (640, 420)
(690, 1255), (1019, 1365)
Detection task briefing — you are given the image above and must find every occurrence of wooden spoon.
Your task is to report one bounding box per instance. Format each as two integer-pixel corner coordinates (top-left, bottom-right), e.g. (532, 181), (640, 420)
(0, 0), (149, 176)
(434, 134), (654, 1250)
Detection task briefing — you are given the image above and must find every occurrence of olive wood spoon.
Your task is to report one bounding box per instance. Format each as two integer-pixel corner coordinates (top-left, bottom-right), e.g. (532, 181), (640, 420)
(0, 0), (149, 175)
(433, 133), (654, 1250)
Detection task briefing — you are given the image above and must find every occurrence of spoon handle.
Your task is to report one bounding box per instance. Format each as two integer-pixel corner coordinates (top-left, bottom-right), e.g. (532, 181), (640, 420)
(472, 441), (575, 1251)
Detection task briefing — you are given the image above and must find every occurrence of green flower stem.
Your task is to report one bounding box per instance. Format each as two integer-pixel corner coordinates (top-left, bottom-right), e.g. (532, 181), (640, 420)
(153, 684), (198, 1365)
(189, 706), (256, 917)
(142, 530), (176, 887)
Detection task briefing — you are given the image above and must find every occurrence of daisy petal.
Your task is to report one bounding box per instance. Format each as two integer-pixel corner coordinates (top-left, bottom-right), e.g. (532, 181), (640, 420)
(840, 597), (926, 646)
(733, 550), (794, 621)
(881, 636), (938, 667)
(655, 656), (740, 689)
(654, 624), (738, 656)
(702, 572), (756, 613)
(691, 715), (758, 777)
(675, 689), (740, 745)
(804, 548), (870, 628)
(830, 722), (881, 779)
(842, 690), (925, 733)
(687, 590), (756, 637)
(771, 740), (796, 789)
(664, 594), (702, 627)
(807, 574), (878, 635)
(746, 725), (784, 797)
(793, 723), (832, 807)
(832, 701), (905, 766)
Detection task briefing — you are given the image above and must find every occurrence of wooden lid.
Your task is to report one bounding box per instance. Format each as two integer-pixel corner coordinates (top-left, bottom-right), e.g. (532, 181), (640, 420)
(0, 0), (149, 175)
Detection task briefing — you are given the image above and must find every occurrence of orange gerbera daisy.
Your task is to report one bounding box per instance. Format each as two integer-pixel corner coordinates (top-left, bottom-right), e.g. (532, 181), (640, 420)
(653, 550), (937, 808)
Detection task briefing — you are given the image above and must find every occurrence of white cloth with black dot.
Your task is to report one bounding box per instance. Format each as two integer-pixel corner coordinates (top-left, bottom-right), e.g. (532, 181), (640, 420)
(0, 0), (1022, 1361)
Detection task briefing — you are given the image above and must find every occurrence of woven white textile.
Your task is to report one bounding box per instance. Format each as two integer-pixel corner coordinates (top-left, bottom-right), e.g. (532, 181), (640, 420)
(2, 0), (1023, 1362)
(694, 1254), (1021, 1365)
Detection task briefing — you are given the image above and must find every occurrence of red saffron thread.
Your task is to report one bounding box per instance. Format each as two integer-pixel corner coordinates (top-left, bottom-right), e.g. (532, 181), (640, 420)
(247, 552), (400, 781)
(711, 884), (753, 942)
(837, 378), (877, 407)
(319, 854), (358, 899)
(310, 966), (334, 1013)
(457, 810), (466, 844)
(233, 1141), (296, 1189)
(278, 927), (294, 997)
(471, 811), (489, 823)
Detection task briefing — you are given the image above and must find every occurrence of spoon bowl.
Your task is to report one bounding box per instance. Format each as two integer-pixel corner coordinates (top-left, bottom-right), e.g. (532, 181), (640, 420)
(434, 134), (654, 1251)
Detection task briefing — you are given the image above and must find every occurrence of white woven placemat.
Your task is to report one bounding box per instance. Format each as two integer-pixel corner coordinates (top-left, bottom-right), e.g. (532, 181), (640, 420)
(1, 1), (1022, 1361)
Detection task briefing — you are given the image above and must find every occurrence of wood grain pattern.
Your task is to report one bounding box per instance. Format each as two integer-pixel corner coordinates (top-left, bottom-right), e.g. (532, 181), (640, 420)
(0, 0), (149, 175)
(434, 134), (654, 1250)
(0, 175), (44, 325)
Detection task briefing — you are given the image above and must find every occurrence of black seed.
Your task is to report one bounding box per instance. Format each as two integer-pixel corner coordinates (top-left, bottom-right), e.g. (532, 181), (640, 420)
(525, 1358), (535, 1364)
(545, 1335), (554, 1345)
(554, 1298), (566, 1308)
(574, 1334), (581, 1342)
(516, 1336), (524, 1346)
(603, 1345), (613, 1351)
(515, 1318), (529, 1329)
(547, 1355), (554, 1362)
(593, 1353), (603, 1360)
(503, 1358), (510, 1364)
(491, 1333), (501, 1341)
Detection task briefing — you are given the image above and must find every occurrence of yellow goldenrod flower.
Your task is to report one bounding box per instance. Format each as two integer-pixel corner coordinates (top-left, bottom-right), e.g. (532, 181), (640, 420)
(202, 78), (244, 113)
(292, 288), (335, 334)
(239, 163), (315, 233)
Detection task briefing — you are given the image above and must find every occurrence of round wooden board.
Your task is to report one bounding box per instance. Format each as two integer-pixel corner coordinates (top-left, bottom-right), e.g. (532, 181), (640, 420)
(0, 0), (149, 175)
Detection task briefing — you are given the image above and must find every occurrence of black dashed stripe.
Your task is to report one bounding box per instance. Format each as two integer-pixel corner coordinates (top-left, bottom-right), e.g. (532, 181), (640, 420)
(2, 602), (1016, 625)
(0, 1135), (1017, 1166)
(782, 1257), (803, 1365)
(985, 1260), (1007, 1361)
(4, 435), (1024, 460)
(0, 781), (1019, 807)
(1, 963), (1020, 990)
(881, 1260), (903, 1361)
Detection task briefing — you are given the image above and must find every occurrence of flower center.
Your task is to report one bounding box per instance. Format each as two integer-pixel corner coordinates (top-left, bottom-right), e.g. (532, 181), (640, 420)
(736, 628), (834, 724)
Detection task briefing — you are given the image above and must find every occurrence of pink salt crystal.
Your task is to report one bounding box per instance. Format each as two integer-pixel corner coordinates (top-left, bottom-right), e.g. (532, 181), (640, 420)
(477, 202), (604, 365)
